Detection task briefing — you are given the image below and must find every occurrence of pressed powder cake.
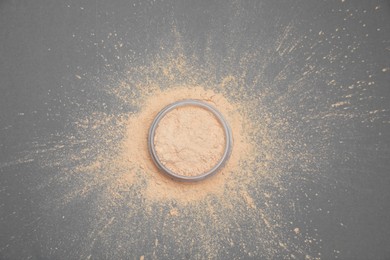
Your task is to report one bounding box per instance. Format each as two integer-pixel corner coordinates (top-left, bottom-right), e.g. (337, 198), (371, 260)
(153, 105), (226, 177)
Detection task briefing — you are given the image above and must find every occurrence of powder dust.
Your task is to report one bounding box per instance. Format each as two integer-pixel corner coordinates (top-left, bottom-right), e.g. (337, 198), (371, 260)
(6, 6), (381, 259)
(35, 38), (329, 259)
(112, 86), (253, 204)
(154, 105), (226, 177)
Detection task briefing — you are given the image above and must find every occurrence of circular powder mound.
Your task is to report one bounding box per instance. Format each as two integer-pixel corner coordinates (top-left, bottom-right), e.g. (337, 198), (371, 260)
(152, 101), (230, 178)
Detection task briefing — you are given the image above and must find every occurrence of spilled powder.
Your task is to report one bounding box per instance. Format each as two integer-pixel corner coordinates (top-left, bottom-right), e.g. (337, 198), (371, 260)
(10, 9), (377, 257)
(154, 105), (226, 177)
(114, 86), (252, 204)
(36, 47), (330, 259)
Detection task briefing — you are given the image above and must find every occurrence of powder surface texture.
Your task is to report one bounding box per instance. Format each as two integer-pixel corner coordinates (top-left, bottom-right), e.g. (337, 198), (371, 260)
(154, 105), (226, 177)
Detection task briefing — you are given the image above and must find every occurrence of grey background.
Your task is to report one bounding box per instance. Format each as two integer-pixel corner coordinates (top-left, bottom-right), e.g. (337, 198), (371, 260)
(1, 0), (390, 259)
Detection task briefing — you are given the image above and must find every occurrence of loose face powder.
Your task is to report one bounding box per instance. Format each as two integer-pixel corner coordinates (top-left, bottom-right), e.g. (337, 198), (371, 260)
(149, 100), (232, 180)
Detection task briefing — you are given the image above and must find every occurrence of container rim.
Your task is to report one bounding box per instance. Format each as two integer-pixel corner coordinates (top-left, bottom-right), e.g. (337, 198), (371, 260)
(148, 99), (233, 182)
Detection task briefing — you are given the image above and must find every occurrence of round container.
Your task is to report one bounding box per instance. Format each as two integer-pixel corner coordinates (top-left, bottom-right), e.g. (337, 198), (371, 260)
(148, 99), (233, 182)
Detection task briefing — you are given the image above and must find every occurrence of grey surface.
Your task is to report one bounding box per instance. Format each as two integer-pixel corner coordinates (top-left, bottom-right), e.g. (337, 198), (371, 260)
(1, 0), (390, 259)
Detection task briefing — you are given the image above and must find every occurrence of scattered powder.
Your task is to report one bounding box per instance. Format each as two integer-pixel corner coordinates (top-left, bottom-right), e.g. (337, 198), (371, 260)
(154, 105), (226, 176)
(5, 6), (385, 259)
(331, 101), (349, 108)
(116, 86), (252, 204)
(169, 208), (179, 217)
(33, 35), (336, 259)
(241, 190), (256, 209)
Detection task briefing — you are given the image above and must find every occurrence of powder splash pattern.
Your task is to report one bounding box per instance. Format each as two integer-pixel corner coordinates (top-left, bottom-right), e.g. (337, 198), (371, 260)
(1, 2), (388, 259)
(33, 55), (324, 259)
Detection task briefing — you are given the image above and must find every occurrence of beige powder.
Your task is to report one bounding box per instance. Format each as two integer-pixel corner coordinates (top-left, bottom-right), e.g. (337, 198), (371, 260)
(153, 105), (226, 177)
(115, 86), (252, 204)
(38, 44), (325, 259)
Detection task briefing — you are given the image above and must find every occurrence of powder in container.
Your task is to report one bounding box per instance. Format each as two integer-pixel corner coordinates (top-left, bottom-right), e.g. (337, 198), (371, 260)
(153, 105), (226, 177)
